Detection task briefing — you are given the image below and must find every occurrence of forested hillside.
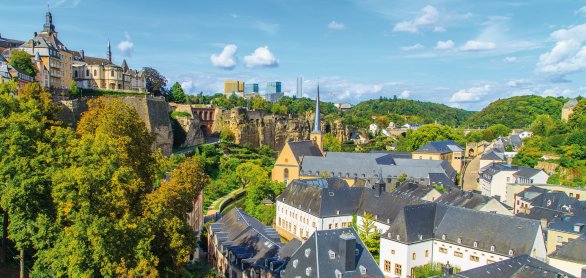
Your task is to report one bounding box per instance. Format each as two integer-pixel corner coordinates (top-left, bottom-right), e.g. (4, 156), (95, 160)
(465, 95), (568, 128)
(343, 98), (475, 128)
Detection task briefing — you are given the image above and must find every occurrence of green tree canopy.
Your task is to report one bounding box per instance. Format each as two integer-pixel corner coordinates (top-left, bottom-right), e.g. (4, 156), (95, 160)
(169, 82), (187, 103)
(396, 124), (465, 152)
(9, 50), (38, 77)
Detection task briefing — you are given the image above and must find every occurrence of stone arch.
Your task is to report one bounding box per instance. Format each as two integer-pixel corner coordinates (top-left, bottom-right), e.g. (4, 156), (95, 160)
(200, 125), (210, 137)
(325, 123), (332, 133)
(468, 148), (475, 157)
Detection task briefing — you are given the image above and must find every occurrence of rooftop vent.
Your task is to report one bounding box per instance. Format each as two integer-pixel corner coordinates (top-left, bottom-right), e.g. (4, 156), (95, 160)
(574, 223), (584, 233)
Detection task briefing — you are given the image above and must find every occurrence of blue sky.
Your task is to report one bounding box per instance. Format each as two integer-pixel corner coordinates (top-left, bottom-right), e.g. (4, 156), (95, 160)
(3, 0), (586, 110)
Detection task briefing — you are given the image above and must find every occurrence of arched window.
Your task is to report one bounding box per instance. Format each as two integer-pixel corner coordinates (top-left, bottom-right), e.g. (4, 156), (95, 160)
(490, 245), (495, 252)
(284, 168), (289, 180)
(94, 69), (97, 76)
(473, 241), (478, 248)
(457, 238), (462, 244)
(111, 70), (114, 77)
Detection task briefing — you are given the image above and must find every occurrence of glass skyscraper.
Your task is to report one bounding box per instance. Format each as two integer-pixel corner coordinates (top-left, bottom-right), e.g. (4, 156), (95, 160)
(244, 83), (259, 93)
(266, 81), (282, 94)
(296, 76), (303, 98)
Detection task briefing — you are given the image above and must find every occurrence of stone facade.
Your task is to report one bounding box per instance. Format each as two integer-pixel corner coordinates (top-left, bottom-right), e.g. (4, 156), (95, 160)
(214, 108), (348, 151)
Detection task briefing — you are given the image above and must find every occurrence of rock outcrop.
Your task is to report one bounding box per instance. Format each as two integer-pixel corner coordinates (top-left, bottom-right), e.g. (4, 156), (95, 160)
(168, 104), (205, 148)
(214, 108), (349, 151)
(58, 96), (174, 156)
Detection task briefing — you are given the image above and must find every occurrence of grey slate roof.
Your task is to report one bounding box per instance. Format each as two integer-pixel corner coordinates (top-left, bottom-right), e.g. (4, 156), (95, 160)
(393, 182), (436, 199)
(287, 140), (323, 163)
(528, 192), (579, 213)
(278, 179), (363, 218)
(548, 216), (586, 235)
(280, 228), (384, 278)
(510, 135), (522, 147)
(435, 189), (498, 211)
(454, 255), (575, 278)
(514, 167), (544, 179)
(383, 203), (542, 257)
(428, 172), (456, 187)
(480, 163), (544, 183)
(550, 235), (586, 264)
(414, 140), (464, 154)
(481, 149), (505, 161)
(516, 207), (564, 224)
(358, 189), (426, 225)
(301, 152), (457, 182)
(563, 98), (578, 109)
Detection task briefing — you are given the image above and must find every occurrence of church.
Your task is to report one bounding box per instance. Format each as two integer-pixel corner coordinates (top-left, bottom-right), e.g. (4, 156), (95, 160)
(271, 86), (458, 190)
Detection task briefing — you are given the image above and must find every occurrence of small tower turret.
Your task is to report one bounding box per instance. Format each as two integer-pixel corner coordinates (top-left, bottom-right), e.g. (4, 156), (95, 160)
(310, 82), (323, 152)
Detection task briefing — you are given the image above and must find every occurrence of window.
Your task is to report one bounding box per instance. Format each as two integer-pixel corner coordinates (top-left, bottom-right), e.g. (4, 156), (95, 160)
(384, 260), (391, 272)
(111, 70), (114, 77)
(473, 241), (478, 248)
(454, 251), (463, 258)
(412, 252), (416, 260)
(487, 259), (495, 264)
(425, 250), (429, 257)
(439, 247), (447, 254)
(557, 236), (563, 243)
(335, 223), (338, 229)
(312, 222), (316, 228)
(86, 70), (89, 76)
(490, 245), (495, 252)
(328, 224), (332, 229)
(74, 71), (78, 78)
(470, 255), (479, 262)
(508, 250), (514, 256)
(457, 238), (462, 244)
(283, 168), (289, 180)
(391, 249), (395, 255)
(394, 264), (402, 276)
(577, 194), (581, 199)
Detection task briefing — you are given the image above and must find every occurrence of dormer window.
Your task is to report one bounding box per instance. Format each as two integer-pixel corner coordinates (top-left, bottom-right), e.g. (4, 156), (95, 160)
(329, 250), (336, 259)
(396, 235), (401, 240)
(473, 241), (478, 248)
(490, 245), (495, 252)
(306, 267), (312, 276)
(457, 238), (462, 244)
(442, 234), (446, 240)
(359, 265), (367, 275)
(292, 259), (298, 268)
(508, 250), (514, 256)
(304, 248), (311, 258)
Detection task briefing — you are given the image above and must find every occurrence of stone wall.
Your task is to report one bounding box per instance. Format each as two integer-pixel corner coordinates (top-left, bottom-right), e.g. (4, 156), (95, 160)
(58, 96), (174, 156)
(214, 108), (349, 151)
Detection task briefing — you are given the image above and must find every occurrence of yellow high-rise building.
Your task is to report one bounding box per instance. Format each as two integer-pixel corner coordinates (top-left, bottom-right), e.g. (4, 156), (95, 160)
(224, 80), (244, 94)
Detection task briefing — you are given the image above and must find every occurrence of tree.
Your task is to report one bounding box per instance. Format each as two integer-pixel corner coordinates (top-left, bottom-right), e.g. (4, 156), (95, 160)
(357, 212), (380, 260)
(143, 67), (167, 96)
(323, 133), (342, 152)
(396, 124), (465, 151)
(69, 80), (80, 98)
(530, 115), (555, 136)
(250, 95), (270, 111)
(169, 82), (187, 103)
(481, 124), (511, 141)
(9, 50), (38, 77)
(234, 162), (268, 188)
(568, 98), (586, 130)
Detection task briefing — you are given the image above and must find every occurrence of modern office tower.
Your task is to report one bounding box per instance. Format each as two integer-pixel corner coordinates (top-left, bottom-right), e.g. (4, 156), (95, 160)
(224, 80), (244, 94)
(266, 81), (282, 94)
(296, 76), (303, 98)
(244, 83), (259, 93)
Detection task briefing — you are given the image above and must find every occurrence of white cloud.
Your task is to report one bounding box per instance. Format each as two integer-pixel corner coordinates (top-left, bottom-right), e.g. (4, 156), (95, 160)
(55, 0), (81, 7)
(435, 40), (454, 50)
(393, 5), (444, 33)
(117, 33), (134, 57)
(503, 56), (518, 63)
(536, 23), (586, 82)
(243, 46), (279, 68)
(210, 44), (238, 70)
(327, 21), (346, 30)
(400, 43), (424, 51)
(460, 40), (496, 51)
(576, 6), (586, 16)
(449, 85), (491, 103)
(506, 79), (532, 88)
(399, 90), (410, 98)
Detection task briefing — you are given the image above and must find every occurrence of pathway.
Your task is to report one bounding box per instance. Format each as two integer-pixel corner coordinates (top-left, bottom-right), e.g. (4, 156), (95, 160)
(462, 154), (481, 192)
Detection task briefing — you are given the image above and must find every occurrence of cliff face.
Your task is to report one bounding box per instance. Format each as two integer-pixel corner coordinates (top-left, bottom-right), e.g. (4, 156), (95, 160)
(215, 108), (348, 151)
(58, 96), (174, 156)
(168, 104), (205, 148)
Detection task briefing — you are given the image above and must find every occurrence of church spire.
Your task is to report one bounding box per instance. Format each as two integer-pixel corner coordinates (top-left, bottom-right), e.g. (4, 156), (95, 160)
(107, 40), (112, 63)
(43, 3), (55, 34)
(312, 82), (321, 134)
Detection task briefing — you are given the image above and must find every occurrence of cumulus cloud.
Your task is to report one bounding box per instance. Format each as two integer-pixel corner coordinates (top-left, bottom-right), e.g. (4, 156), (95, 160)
(243, 46), (279, 68)
(393, 5), (444, 33)
(327, 21), (346, 30)
(210, 44), (238, 70)
(399, 90), (410, 98)
(503, 56), (518, 63)
(449, 85), (491, 103)
(460, 40), (496, 51)
(401, 43), (424, 51)
(435, 40), (454, 50)
(117, 33), (134, 57)
(536, 23), (586, 82)
(576, 6), (586, 16)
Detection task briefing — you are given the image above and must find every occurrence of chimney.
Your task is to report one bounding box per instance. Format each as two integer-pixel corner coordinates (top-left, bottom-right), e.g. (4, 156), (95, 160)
(80, 50), (85, 60)
(574, 223), (584, 233)
(442, 262), (454, 277)
(339, 232), (356, 272)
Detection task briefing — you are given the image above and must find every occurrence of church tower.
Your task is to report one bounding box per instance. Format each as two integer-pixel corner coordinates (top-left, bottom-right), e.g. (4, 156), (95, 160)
(106, 41), (112, 63)
(42, 4), (56, 35)
(310, 83), (323, 151)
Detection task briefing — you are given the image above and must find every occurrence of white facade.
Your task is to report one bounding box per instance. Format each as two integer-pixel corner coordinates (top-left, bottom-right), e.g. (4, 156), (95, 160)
(518, 131), (533, 139)
(275, 201), (353, 240)
(548, 257), (586, 278)
(379, 226), (546, 278)
(480, 169), (517, 199)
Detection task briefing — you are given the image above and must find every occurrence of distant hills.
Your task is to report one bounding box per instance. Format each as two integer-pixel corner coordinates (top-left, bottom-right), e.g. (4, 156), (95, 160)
(343, 98), (475, 127)
(465, 95), (569, 129)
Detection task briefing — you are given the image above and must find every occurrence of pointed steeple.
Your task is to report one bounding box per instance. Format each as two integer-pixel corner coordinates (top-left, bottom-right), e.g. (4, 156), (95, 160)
(312, 82), (321, 134)
(106, 40), (112, 63)
(43, 3), (56, 34)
